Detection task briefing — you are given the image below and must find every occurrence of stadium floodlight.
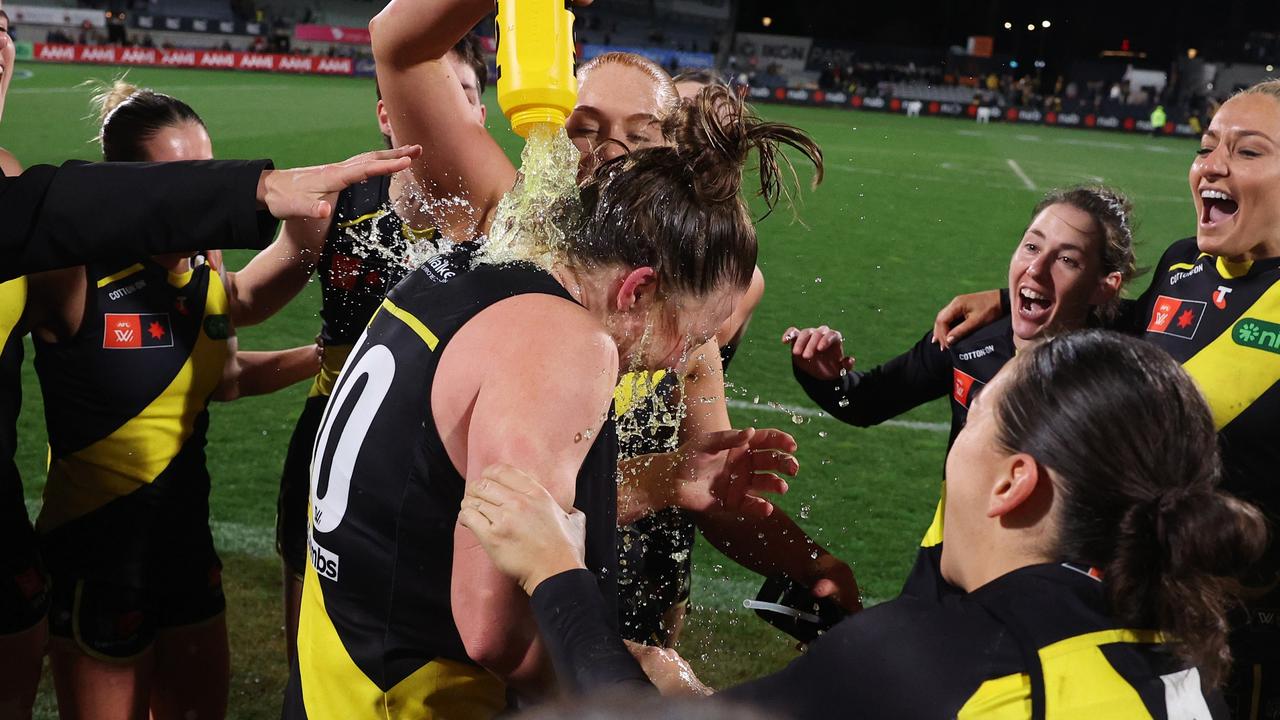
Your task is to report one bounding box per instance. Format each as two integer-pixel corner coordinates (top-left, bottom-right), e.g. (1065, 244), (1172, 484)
(1268, 64), (1275, 73)
(762, 16), (772, 27)
(1003, 21), (1012, 29)
(1027, 24), (1035, 31)
(1042, 20), (1051, 28)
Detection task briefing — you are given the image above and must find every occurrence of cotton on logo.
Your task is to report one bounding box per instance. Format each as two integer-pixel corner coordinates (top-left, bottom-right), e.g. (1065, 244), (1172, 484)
(1213, 285), (1232, 310)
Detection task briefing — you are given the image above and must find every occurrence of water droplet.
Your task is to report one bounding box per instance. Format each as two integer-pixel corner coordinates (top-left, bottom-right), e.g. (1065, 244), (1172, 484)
(573, 432), (583, 442)
(837, 398), (850, 408)
(814, 277), (823, 283)
(791, 414), (805, 425)
(799, 503), (812, 519)
(752, 395), (760, 404)
(810, 550), (820, 559)
(818, 431), (828, 438)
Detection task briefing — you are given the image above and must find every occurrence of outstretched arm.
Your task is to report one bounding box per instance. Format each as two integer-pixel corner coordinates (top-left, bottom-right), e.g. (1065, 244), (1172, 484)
(370, 0), (516, 240)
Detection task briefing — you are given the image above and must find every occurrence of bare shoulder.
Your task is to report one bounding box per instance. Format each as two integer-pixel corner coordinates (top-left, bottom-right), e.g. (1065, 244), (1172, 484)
(466, 292), (618, 379)
(0, 147), (22, 176)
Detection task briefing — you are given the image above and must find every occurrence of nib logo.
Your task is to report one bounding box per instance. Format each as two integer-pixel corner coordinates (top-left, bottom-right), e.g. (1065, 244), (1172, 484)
(1234, 318), (1280, 354)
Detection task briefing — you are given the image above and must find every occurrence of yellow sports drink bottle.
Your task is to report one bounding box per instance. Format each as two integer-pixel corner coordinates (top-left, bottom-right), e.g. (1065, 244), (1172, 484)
(495, 0), (577, 137)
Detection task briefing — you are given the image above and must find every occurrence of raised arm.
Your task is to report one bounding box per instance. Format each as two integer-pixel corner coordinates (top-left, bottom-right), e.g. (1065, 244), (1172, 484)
(443, 296), (617, 698)
(370, 0), (516, 241)
(785, 326), (953, 427)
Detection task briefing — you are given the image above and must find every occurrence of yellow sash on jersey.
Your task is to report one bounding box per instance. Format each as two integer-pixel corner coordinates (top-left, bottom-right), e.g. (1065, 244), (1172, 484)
(613, 370), (669, 417)
(296, 562), (505, 720)
(0, 277), (27, 351)
(37, 271), (231, 532)
(1182, 277), (1280, 431)
(959, 629), (1170, 719)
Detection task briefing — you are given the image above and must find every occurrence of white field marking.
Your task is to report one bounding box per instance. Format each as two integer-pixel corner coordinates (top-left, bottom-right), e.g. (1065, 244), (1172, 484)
(955, 129), (985, 137)
(692, 567), (885, 611)
(1006, 158), (1037, 190)
(725, 398), (948, 433)
(1015, 134), (1042, 142)
(827, 163), (1186, 204)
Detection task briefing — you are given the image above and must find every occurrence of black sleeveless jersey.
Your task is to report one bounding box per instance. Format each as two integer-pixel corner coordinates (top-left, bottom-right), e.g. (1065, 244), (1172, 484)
(294, 249), (620, 718)
(0, 277), (28, 534)
(1124, 238), (1280, 642)
(311, 177), (437, 397)
(32, 257), (230, 583)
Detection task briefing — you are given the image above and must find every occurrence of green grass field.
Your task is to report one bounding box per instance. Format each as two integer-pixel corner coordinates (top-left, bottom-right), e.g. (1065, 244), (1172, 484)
(4, 62), (1200, 718)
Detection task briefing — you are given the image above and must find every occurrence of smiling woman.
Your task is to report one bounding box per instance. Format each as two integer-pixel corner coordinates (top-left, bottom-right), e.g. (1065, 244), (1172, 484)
(933, 78), (1280, 720)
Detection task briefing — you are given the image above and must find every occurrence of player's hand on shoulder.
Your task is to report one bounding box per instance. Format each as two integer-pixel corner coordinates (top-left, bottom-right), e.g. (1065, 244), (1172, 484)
(932, 289), (1002, 350)
(783, 325), (853, 380)
(458, 463), (587, 597)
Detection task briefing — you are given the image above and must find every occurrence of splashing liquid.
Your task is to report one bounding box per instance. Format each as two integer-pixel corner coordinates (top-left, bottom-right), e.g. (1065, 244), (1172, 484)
(476, 122), (582, 270)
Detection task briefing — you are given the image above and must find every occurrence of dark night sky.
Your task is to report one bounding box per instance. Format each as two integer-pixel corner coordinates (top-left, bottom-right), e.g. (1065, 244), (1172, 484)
(733, 1), (1280, 68)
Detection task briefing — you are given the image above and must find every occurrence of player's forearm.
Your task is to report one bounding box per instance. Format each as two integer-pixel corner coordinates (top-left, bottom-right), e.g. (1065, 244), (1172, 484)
(697, 508), (831, 583)
(616, 452), (682, 525)
(225, 346), (319, 399)
(370, 0), (491, 68)
(227, 222), (324, 327)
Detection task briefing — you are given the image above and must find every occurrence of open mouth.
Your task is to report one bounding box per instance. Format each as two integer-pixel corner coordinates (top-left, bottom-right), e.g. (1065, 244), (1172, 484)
(1016, 286), (1053, 323)
(1200, 188), (1239, 227)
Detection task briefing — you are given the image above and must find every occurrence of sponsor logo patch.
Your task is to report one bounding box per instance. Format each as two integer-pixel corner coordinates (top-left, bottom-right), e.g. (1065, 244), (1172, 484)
(1213, 285), (1232, 310)
(204, 314), (231, 340)
(1233, 318), (1280, 355)
(1146, 296), (1206, 339)
(309, 531), (340, 581)
(952, 368), (983, 407)
(103, 313), (173, 349)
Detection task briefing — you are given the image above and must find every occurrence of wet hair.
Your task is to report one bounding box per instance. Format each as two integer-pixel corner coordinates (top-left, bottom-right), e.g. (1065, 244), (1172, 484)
(1234, 78), (1280, 104)
(993, 329), (1267, 686)
(375, 33), (488, 100)
(566, 84), (822, 297)
(673, 68), (723, 87)
(577, 52), (680, 117)
(1029, 186), (1138, 323)
(90, 78), (204, 161)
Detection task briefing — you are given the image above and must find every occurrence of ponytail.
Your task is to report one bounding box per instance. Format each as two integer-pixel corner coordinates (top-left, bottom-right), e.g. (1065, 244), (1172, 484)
(994, 330), (1267, 685)
(87, 76), (205, 161)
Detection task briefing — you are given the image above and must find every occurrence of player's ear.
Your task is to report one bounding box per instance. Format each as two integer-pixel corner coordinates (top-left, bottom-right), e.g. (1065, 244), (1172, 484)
(614, 267), (658, 313)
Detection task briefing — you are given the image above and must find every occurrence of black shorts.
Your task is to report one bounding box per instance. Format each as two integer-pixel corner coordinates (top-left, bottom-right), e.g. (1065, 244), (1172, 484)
(616, 507), (695, 645)
(48, 557), (225, 661)
(0, 517), (50, 636)
(277, 395), (327, 578)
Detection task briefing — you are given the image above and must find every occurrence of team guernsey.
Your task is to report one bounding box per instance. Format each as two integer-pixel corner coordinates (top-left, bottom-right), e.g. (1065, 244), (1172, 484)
(1124, 237), (1280, 716)
(33, 256), (230, 655)
(532, 562), (1228, 718)
(289, 249), (619, 719)
(276, 177), (435, 576)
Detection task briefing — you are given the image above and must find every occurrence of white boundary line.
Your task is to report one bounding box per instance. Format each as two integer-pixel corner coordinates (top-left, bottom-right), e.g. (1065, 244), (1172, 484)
(1006, 158), (1037, 190)
(725, 398), (948, 433)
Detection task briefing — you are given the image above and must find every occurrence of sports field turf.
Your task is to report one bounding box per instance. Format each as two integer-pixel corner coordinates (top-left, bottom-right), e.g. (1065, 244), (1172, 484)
(5, 63), (1199, 718)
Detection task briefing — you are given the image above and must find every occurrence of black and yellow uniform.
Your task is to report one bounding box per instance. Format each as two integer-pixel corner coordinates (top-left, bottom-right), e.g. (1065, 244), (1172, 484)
(0, 276), (50, 635)
(613, 342), (745, 646)
(532, 562), (1228, 718)
(1124, 238), (1280, 719)
(287, 249), (619, 720)
(614, 370), (691, 645)
(276, 177), (436, 576)
(794, 317), (1015, 601)
(33, 256), (230, 659)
